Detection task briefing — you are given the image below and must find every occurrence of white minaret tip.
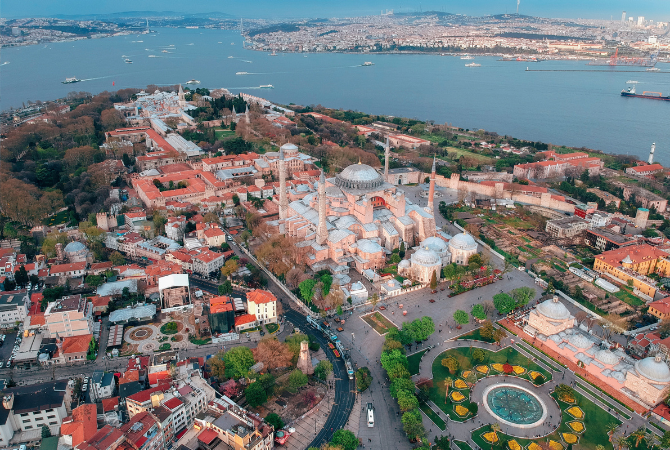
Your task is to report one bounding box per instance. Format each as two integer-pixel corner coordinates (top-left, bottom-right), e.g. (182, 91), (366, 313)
(431, 156), (436, 173)
(648, 142), (656, 165)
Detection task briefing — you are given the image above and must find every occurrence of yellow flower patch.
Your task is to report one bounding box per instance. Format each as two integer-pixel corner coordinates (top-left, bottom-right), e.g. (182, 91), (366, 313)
(527, 443), (543, 450)
(512, 365), (526, 375)
(491, 363), (504, 372)
(507, 440), (521, 450)
(548, 440), (564, 450)
(529, 371), (543, 379)
(475, 365), (489, 374)
(566, 406), (584, 419)
(562, 433), (578, 444)
(454, 405), (469, 416)
(454, 379), (468, 389)
(451, 391), (466, 402)
(481, 431), (498, 444)
(567, 421), (584, 433)
(462, 370), (472, 379)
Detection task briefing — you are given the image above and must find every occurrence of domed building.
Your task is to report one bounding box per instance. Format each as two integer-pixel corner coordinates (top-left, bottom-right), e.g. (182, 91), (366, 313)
(449, 232), (478, 265)
(274, 159), (438, 275)
(64, 241), (90, 263)
(527, 296), (575, 335)
(398, 246), (442, 284)
(419, 236), (451, 265)
(624, 354), (670, 405)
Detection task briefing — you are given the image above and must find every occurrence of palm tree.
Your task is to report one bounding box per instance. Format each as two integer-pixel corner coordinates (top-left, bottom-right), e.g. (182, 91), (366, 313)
(630, 427), (646, 448)
(442, 377), (452, 404)
(595, 445), (606, 450)
(606, 422), (619, 442)
(612, 435), (627, 450)
(491, 423), (501, 433)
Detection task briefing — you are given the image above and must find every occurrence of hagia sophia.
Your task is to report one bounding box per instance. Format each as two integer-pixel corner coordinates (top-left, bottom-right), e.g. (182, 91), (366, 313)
(269, 143), (479, 281)
(525, 296), (670, 407)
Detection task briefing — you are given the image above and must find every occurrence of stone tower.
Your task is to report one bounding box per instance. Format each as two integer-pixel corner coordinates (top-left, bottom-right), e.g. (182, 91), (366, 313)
(232, 105), (237, 123)
(278, 146), (289, 231)
(245, 104), (250, 124)
(384, 137), (390, 179)
(55, 243), (65, 262)
(635, 207), (649, 229)
(178, 84), (186, 108)
(296, 340), (314, 375)
(427, 156), (436, 215)
(316, 170), (328, 246)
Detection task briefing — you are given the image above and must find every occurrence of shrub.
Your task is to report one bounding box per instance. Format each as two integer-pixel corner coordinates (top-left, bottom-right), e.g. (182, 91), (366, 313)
(265, 412), (284, 430)
(288, 369), (308, 390)
(314, 360), (333, 380)
(356, 367), (372, 392)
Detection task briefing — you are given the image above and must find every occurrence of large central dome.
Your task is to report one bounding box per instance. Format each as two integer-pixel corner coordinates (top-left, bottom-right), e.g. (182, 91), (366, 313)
(335, 163), (384, 190)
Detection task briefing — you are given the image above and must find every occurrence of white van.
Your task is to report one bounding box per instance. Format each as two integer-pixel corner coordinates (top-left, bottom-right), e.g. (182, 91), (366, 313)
(367, 403), (374, 428)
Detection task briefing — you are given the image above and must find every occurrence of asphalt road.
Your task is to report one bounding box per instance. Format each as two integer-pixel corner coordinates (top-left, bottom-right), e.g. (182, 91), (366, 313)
(284, 308), (356, 449)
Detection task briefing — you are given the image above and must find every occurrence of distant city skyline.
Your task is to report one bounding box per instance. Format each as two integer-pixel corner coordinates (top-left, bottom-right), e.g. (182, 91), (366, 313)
(2, 0), (669, 22)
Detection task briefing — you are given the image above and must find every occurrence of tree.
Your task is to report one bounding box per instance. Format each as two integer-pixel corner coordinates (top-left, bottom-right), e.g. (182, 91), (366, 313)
(493, 293), (515, 314)
(453, 310), (469, 324)
(472, 348), (485, 363)
(232, 193), (240, 206)
(480, 320), (495, 340)
(482, 300), (495, 316)
(265, 412), (284, 431)
(399, 241), (406, 258)
(109, 251), (125, 266)
(285, 333), (309, 361)
(605, 423), (620, 442)
(555, 384), (575, 402)
(356, 367), (372, 391)
(492, 328), (507, 345)
(314, 360), (333, 380)
(659, 430), (670, 449)
(299, 279), (316, 303)
(433, 435), (451, 450)
(253, 338), (292, 371)
(390, 253), (401, 264)
(85, 275), (104, 287)
(510, 287), (535, 307)
(152, 210), (168, 235)
(397, 389), (419, 411)
(629, 427), (648, 448)
(429, 270), (437, 290)
(441, 356), (459, 374)
(218, 280), (233, 295)
(203, 212), (219, 224)
(401, 409), (425, 441)
(14, 265), (29, 287)
(220, 259), (239, 279)
(288, 369), (308, 390)
(390, 378), (415, 398)
(471, 304), (486, 320)
(330, 429), (359, 450)
(381, 349), (408, 372)
(224, 347), (255, 379)
(245, 382), (267, 407)
(41, 424), (51, 438)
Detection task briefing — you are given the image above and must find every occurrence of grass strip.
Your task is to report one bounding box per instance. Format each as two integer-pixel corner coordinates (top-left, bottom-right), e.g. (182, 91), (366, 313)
(575, 373), (635, 413)
(407, 349), (428, 376)
(516, 341), (561, 372)
(650, 421), (666, 433)
(453, 441), (473, 450)
(418, 402), (446, 430)
(575, 385), (631, 420)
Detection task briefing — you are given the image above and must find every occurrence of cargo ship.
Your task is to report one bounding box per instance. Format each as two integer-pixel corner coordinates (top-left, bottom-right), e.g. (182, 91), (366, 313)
(621, 84), (670, 101)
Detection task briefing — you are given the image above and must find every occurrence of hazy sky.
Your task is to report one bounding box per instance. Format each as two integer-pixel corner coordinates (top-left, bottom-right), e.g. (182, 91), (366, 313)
(3, 0), (669, 21)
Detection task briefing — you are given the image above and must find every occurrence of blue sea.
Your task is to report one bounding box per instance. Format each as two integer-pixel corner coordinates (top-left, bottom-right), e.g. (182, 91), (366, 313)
(1, 28), (669, 164)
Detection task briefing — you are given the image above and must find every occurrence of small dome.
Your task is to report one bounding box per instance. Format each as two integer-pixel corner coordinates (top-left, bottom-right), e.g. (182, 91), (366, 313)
(421, 236), (448, 254)
(594, 349), (620, 366)
(449, 233), (477, 251)
(635, 355), (670, 383)
(335, 163), (383, 190)
(398, 259), (410, 269)
(568, 334), (592, 349)
(536, 296), (571, 320)
(411, 247), (440, 266)
(280, 143), (298, 151)
(64, 241), (86, 253)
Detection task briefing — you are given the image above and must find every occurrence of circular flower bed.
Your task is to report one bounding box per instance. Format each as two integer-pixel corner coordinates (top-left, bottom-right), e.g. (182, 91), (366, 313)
(451, 391), (466, 402)
(454, 405), (470, 417)
(454, 379), (468, 389)
(561, 433), (578, 445)
(566, 406), (584, 419)
(481, 431), (498, 444)
(130, 327), (153, 340)
(567, 421), (584, 433)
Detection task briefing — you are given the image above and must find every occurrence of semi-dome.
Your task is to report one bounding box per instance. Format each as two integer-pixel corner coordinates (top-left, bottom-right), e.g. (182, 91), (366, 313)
(64, 241), (86, 253)
(594, 349), (620, 366)
(635, 355), (670, 383)
(411, 247), (440, 266)
(568, 334), (592, 349)
(536, 296), (571, 320)
(421, 236), (448, 253)
(449, 232), (477, 251)
(335, 163), (384, 191)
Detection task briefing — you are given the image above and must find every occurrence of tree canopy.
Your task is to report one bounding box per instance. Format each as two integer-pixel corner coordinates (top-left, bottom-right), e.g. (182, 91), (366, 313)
(493, 293), (515, 314)
(223, 347), (255, 379)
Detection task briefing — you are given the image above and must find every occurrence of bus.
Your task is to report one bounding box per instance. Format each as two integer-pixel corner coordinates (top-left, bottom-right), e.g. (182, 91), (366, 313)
(367, 403), (374, 428)
(345, 361), (354, 380)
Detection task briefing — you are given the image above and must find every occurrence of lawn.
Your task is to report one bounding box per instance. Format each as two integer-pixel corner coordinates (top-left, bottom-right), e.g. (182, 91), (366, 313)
(502, 216), (536, 230)
(614, 288), (645, 307)
(189, 337), (211, 345)
(43, 209), (73, 226)
(429, 347), (553, 421)
(160, 322), (179, 335)
(266, 323), (279, 334)
(455, 327), (495, 344)
(471, 389), (621, 450)
(453, 441), (473, 450)
(407, 349), (428, 375)
(361, 311), (397, 335)
(214, 128), (236, 140)
(438, 147), (494, 164)
(419, 402), (446, 430)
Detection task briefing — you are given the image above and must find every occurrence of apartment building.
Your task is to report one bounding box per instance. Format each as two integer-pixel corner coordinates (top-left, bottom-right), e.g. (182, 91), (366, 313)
(44, 295), (93, 338)
(49, 262), (87, 279)
(90, 371), (116, 401)
(0, 292), (29, 327)
(544, 217), (589, 239)
(120, 411), (164, 450)
(246, 290), (278, 325)
(191, 249), (226, 275)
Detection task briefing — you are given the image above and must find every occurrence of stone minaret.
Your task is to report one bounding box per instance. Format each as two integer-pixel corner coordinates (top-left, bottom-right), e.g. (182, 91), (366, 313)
(316, 170), (328, 246)
(245, 104), (250, 124)
(296, 340), (314, 375)
(178, 84), (186, 108)
(278, 146), (289, 229)
(384, 137), (390, 180)
(427, 156), (436, 215)
(231, 105), (237, 123)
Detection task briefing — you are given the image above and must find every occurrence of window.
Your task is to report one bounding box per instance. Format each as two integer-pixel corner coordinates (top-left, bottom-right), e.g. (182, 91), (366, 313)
(47, 415), (56, 419)
(49, 421), (57, 425)
(36, 417), (44, 421)
(24, 425), (32, 430)
(22, 419), (31, 424)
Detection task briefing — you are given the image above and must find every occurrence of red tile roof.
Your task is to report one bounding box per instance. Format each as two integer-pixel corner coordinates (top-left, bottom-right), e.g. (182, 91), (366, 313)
(101, 396), (119, 413)
(60, 403), (97, 447)
(595, 244), (669, 268)
(89, 262), (114, 271)
(163, 397), (183, 410)
(61, 334), (93, 355)
(198, 429), (219, 445)
(247, 289), (276, 305)
(127, 384), (171, 404)
(629, 163), (664, 173)
(209, 296), (233, 314)
(50, 262), (87, 274)
(76, 424), (124, 450)
(650, 297), (670, 315)
(235, 313), (257, 327)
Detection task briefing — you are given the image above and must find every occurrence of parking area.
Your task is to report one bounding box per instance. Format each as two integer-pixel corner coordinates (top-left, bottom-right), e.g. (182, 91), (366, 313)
(0, 332), (18, 368)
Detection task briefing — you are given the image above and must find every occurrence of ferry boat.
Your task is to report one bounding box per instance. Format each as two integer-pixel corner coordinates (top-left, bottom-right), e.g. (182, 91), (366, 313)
(465, 62), (481, 67)
(362, 61), (374, 66)
(461, 55), (475, 60)
(162, 50), (169, 53)
(259, 84), (274, 89)
(646, 67), (661, 72)
(125, 59), (133, 64)
(236, 72), (248, 75)
(148, 55), (157, 58)
(185, 79), (200, 85)
(269, 50), (277, 56)
(621, 84), (669, 101)
(62, 77), (81, 84)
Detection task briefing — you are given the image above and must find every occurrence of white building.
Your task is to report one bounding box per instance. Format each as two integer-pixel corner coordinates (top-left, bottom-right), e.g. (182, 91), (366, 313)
(191, 249), (226, 275)
(448, 232), (478, 265)
(342, 282), (368, 304)
(246, 290), (278, 325)
(398, 246), (442, 284)
(0, 293), (29, 328)
(90, 371), (116, 401)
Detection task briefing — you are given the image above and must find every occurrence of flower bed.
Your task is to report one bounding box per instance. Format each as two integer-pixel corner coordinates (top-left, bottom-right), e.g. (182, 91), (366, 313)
(507, 440), (521, 450)
(512, 365), (526, 375)
(475, 365), (489, 374)
(454, 405), (470, 417)
(450, 391), (466, 402)
(454, 379), (468, 389)
(566, 406), (584, 419)
(491, 363), (504, 372)
(481, 431), (498, 444)
(561, 433), (578, 445)
(567, 421), (584, 433)
(548, 440), (563, 450)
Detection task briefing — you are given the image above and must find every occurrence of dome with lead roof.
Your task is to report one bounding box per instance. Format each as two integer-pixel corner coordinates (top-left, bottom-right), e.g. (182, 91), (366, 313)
(449, 233), (477, 251)
(536, 296), (571, 321)
(410, 247), (440, 266)
(421, 236), (448, 254)
(635, 355), (670, 383)
(335, 163), (384, 190)
(568, 334), (592, 349)
(64, 241), (86, 253)
(595, 349), (620, 366)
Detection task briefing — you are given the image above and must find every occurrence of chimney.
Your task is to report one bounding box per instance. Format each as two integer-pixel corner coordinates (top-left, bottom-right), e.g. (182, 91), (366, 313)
(3, 394), (14, 410)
